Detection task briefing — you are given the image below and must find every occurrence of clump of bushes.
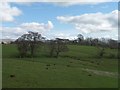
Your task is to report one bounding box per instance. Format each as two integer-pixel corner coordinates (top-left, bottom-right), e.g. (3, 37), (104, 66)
(108, 53), (115, 58)
(107, 53), (117, 59)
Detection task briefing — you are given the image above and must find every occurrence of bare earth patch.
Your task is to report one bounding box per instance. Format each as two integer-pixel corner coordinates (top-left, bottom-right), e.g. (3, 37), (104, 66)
(82, 68), (118, 78)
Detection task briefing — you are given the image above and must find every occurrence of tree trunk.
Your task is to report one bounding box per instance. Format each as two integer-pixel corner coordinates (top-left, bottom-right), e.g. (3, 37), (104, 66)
(56, 51), (59, 58)
(31, 43), (34, 57)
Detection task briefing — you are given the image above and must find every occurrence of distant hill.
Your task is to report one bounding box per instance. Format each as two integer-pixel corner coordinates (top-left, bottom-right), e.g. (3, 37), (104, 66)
(0, 39), (15, 44)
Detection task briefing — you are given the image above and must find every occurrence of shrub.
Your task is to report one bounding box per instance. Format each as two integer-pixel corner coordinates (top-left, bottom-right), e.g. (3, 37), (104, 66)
(108, 53), (116, 59)
(97, 48), (105, 58)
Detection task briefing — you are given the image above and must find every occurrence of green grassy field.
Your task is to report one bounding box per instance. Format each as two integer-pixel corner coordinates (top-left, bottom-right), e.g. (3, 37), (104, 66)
(2, 44), (118, 88)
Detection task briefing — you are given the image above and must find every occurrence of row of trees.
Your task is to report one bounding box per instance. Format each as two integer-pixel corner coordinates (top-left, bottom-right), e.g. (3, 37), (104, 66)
(76, 34), (118, 49)
(15, 32), (119, 58)
(15, 31), (68, 58)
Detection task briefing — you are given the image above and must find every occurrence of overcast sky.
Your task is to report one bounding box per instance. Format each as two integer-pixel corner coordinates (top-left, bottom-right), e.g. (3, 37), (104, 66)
(1, 0), (119, 40)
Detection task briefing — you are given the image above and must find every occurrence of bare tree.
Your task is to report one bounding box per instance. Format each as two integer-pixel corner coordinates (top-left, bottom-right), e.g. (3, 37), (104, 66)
(17, 40), (29, 58)
(55, 38), (69, 57)
(77, 34), (84, 44)
(91, 38), (99, 46)
(98, 48), (105, 58)
(108, 39), (118, 49)
(16, 31), (42, 58)
(49, 38), (69, 58)
(49, 40), (56, 57)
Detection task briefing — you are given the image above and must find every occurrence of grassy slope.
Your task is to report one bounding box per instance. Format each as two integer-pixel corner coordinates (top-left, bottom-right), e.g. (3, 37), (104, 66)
(2, 44), (118, 88)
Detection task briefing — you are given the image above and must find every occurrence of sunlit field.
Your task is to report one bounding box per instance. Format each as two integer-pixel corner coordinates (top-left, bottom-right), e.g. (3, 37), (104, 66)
(2, 44), (118, 88)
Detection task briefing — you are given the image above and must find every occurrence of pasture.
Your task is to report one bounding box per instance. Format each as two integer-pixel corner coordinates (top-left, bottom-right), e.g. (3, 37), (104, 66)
(2, 44), (118, 88)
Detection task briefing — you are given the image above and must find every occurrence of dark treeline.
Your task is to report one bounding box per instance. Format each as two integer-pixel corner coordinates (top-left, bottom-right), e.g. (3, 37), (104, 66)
(73, 34), (118, 49)
(4, 31), (119, 58)
(14, 31), (69, 58)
